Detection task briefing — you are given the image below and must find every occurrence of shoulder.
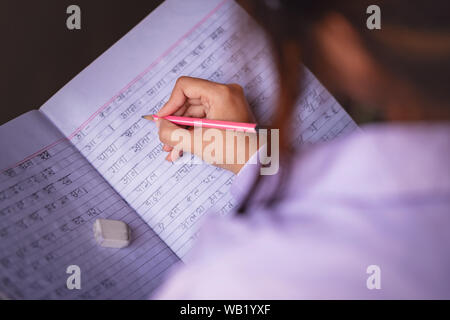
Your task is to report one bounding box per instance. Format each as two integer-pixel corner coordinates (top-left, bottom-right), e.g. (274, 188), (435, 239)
(154, 124), (450, 299)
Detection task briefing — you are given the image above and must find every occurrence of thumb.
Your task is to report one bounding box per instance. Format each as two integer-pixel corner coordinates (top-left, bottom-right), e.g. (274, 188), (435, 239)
(157, 119), (194, 154)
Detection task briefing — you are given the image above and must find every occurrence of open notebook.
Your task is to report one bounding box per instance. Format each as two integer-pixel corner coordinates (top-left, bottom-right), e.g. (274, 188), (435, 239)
(0, 0), (357, 299)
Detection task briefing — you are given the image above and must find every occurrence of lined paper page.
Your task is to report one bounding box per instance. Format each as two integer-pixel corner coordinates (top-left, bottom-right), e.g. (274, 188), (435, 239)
(41, 0), (357, 259)
(0, 111), (178, 299)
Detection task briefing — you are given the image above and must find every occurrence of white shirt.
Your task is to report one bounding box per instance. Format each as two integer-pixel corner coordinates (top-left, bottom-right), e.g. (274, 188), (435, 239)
(154, 123), (450, 299)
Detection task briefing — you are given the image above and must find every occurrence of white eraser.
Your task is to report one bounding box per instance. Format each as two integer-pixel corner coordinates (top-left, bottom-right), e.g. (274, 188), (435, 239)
(93, 219), (131, 248)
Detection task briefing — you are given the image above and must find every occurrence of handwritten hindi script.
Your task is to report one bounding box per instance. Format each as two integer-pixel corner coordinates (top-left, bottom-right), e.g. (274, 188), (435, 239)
(0, 112), (179, 299)
(0, 0), (357, 299)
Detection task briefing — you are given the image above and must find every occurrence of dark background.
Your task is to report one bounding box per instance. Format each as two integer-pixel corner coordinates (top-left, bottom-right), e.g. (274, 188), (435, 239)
(1, 0), (373, 126)
(1, 0), (163, 124)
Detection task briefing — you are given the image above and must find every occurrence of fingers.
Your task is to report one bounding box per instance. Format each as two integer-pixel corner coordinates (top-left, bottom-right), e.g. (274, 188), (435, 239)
(157, 119), (194, 154)
(154, 76), (254, 168)
(175, 101), (207, 119)
(157, 76), (221, 117)
(183, 105), (207, 118)
(187, 98), (202, 105)
(167, 149), (183, 162)
(165, 150), (182, 162)
(157, 99), (205, 162)
(173, 104), (187, 116)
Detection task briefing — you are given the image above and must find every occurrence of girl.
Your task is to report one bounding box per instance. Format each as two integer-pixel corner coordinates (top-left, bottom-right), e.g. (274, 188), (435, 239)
(153, 0), (450, 298)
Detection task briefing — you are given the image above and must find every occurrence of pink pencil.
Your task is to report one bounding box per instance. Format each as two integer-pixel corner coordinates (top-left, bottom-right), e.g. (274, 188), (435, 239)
(142, 114), (259, 133)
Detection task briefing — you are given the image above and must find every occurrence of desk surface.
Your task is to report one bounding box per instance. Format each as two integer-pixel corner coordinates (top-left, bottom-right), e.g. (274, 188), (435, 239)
(1, 0), (163, 125)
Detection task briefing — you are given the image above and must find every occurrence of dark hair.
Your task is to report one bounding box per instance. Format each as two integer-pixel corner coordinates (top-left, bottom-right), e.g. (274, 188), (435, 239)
(237, 0), (450, 214)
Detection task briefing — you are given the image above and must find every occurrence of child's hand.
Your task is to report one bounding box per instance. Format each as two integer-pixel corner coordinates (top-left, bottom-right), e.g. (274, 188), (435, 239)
(156, 76), (260, 174)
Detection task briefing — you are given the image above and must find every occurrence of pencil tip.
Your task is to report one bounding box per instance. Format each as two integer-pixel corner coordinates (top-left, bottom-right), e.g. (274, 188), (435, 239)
(142, 115), (156, 121)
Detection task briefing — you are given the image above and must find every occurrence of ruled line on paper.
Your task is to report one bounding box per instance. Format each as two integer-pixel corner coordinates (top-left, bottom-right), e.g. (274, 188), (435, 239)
(0, 0), (230, 175)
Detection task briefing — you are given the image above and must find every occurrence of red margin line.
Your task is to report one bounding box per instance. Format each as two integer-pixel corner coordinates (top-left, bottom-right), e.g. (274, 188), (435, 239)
(1, 0), (228, 174)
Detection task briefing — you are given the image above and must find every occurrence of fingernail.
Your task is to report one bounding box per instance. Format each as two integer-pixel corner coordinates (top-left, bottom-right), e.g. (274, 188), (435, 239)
(171, 149), (180, 162)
